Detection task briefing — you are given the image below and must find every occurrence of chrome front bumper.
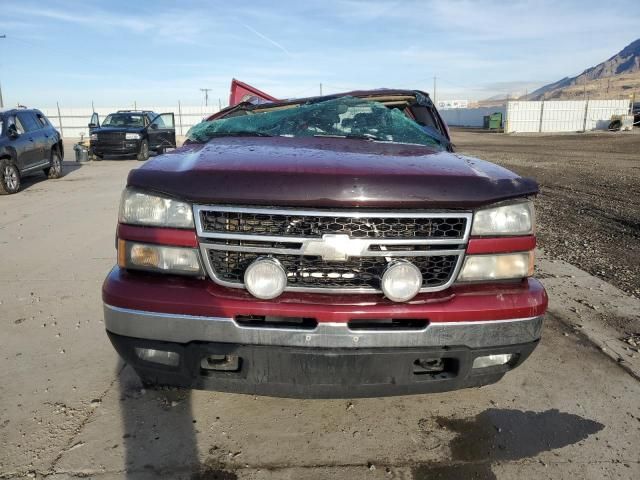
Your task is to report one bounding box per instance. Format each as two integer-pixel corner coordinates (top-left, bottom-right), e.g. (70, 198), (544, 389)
(104, 304), (544, 349)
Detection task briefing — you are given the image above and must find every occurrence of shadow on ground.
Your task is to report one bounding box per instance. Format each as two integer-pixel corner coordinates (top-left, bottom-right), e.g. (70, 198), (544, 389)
(16, 162), (84, 193)
(117, 363), (237, 479)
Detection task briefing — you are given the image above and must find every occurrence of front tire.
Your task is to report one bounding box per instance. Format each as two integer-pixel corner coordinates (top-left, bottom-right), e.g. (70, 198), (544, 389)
(44, 150), (63, 179)
(137, 140), (149, 161)
(0, 160), (21, 195)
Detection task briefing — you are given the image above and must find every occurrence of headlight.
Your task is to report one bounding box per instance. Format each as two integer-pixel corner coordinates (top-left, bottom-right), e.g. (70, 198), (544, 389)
(119, 189), (194, 228)
(90, 133), (97, 141)
(125, 133), (141, 140)
(457, 252), (534, 282)
(472, 201), (534, 236)
(118, 240), (202, 276)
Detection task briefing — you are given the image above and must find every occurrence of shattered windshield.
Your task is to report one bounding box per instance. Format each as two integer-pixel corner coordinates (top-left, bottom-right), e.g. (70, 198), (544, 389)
(102, 113), (145, 128)
(187, 97), (444, 149)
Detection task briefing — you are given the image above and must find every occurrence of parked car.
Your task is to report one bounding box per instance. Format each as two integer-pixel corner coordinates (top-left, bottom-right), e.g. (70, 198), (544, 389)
(103, 89), (547, 398)
(88, 110), (176, 161)
(0, 107), (63, 194)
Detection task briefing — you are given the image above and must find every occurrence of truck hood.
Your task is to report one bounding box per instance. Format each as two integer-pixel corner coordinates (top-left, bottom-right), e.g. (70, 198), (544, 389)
(127, 137), (538, 209)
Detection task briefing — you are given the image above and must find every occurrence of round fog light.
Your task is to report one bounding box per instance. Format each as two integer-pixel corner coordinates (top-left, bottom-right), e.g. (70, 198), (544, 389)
(381, 260), (423, 302)
(244, 257), (287, 299)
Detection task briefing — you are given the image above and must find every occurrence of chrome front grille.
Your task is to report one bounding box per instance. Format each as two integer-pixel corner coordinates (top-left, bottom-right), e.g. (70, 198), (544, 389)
(200, 209), (467, 239)
(195, 205), (471, 294)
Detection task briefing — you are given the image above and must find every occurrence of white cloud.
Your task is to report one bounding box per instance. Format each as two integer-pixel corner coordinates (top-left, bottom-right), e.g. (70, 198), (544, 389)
(4, 6), (153, 33)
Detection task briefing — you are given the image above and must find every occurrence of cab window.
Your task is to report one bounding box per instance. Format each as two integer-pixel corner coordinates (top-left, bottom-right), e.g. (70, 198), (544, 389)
(35, 113), (49, 128)
(17, 112), (41, 132)
(9, 115), (26, 134)
(151, 116), (166, 128)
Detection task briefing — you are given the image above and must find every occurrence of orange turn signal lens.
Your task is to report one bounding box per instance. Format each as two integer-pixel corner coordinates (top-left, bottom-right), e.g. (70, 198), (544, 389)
(130, 244), (162, 268)
(117, 240), (202, 276)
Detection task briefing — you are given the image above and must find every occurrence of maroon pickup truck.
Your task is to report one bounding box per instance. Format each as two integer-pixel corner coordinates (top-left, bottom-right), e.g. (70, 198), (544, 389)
(103, 90), (547, 398)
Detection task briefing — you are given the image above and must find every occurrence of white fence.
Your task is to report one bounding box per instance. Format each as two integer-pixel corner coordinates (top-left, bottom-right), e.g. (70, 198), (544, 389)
(40, 104), (221, 138)
(43, 99), (632, 137)
(442, 99), (631, 133)
(439, 106), (506, 128)
(505, 99), (631, 133)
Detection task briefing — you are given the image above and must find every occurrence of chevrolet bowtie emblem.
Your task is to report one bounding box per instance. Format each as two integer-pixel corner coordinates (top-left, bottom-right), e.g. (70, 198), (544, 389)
(301, 234), (369, 261)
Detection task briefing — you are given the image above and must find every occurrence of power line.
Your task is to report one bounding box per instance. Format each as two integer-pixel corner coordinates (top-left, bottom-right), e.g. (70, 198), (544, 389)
(200, 88), (211, 107)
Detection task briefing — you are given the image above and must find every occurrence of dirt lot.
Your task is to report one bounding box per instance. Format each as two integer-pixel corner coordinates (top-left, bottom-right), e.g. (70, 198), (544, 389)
(0, 140), (639, 479)
(452, 129), (640, 299)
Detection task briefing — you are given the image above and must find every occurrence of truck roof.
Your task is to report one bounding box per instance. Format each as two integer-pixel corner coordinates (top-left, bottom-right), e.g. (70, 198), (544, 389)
(208, 89), (433, 122)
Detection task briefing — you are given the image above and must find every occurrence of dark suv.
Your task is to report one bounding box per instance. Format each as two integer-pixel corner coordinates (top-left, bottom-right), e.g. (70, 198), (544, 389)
(0, 108), (63, 195)
(89, 110), (176, 161)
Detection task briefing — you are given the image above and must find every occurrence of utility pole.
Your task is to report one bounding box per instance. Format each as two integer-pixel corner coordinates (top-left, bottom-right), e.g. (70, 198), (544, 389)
(433, 76), (437, 106)
(0, 34), (6, 108)
(200, 88), (211, 107)
(319, 83), (323, 96)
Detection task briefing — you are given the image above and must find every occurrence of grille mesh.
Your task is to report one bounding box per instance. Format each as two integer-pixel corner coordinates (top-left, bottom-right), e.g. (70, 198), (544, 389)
(201, 211), (467, 239)
(208, 250), (458, 289)
(97, 132), (125, 145)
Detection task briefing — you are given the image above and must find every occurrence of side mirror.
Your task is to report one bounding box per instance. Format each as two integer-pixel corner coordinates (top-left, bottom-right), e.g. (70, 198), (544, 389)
(150, 124), (158, 130)
(88, 123), (97, 129)
(7, 125), (19, 139)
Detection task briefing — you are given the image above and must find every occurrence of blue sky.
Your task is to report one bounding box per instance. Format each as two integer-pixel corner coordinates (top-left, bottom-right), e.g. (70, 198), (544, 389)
(1, 0), (638, 108)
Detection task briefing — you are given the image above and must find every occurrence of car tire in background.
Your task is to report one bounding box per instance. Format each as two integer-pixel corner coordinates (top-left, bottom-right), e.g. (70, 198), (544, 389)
(44, 150), (63, 179)
(137, 140), (150, 161)
(0, 159), (21, 195)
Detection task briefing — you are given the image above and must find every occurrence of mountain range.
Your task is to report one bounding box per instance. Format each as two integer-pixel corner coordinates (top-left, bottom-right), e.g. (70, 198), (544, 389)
(524, 38), (640, 101)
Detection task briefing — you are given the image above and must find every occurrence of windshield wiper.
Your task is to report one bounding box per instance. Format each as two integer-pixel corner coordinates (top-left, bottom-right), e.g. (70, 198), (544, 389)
(345, 133), (384, 141)
(207, 131), (273, 138)
(313, 133), (384, 141)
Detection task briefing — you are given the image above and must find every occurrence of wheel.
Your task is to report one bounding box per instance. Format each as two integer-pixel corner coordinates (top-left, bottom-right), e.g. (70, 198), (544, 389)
(137, 140), (150, 161)
(0, 159), (21, 195)
(44, 150), (63, 179)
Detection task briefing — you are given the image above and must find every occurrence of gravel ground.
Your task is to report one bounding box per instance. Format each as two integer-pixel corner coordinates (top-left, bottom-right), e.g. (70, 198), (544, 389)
(452, 129), (640, 299)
